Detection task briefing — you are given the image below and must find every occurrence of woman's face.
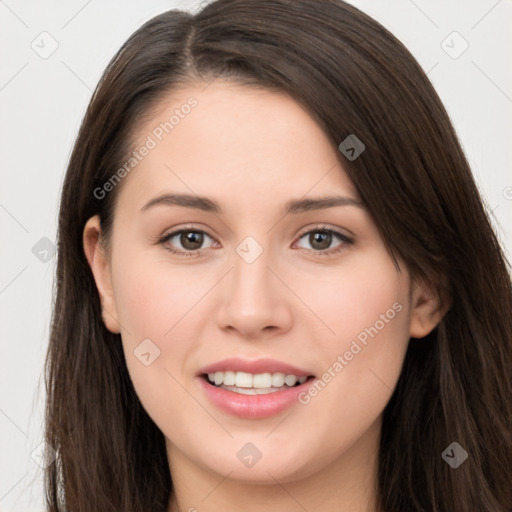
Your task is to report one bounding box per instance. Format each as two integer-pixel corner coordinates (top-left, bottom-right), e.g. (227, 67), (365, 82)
(85, 80), (437, 485)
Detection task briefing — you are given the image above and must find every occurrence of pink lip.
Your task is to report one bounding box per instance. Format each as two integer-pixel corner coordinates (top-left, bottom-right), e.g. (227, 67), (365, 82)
(197, 357), (313, 377)
(197, 375), (315, 419)
(196, 357), (316, 419)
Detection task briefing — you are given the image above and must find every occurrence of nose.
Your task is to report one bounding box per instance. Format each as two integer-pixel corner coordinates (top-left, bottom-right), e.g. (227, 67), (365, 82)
(215, 243), (293, 340)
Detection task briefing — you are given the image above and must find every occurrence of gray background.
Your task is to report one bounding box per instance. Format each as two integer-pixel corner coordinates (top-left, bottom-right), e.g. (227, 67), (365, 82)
(1, 0), (511, 509)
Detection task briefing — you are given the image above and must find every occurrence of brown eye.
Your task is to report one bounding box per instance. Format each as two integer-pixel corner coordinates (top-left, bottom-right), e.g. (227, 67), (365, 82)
(160, 229), (216, 255)
(180, 231), (204, 250)
(309, 231), (332, 250)
(295, 227), (352, 255)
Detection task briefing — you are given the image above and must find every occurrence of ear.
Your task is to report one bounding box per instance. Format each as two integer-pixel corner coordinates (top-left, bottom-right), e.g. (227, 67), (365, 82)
(409, 279), (448, 338)
(83, 215), (120, 334)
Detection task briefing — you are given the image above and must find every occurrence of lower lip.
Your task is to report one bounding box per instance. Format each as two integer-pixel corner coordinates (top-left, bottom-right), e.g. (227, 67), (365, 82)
(197, 375), (315, 419)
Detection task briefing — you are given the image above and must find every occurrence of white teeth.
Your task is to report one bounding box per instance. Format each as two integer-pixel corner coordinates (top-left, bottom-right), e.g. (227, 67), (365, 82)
(284, 374), (298, 386)
(271, 372), (285, 387)
(221, 385), (283, 395)
(252, 373), (272, 388)
(235, 371), (253, 388)
(206, 371), (310, 389)
(223, 371), (236, 385)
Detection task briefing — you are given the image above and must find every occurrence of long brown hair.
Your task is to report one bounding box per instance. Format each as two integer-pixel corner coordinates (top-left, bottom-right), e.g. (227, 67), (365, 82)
(44, 0), (512, 510)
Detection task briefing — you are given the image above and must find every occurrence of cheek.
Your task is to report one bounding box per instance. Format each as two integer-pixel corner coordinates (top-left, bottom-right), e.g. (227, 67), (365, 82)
(109, 249), (220, 426)
(111, 247), (211, 338)
(108, 250), (186, 388)
(293, 254), (411, 452)
(292, 248), (409, 351)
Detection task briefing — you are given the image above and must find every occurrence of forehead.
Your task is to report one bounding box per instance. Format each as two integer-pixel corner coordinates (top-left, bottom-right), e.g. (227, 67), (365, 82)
(116, 80), (359, 215)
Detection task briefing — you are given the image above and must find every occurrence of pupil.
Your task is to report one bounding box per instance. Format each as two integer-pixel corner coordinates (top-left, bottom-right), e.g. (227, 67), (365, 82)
(310, 231), (331, 250)
(181, 231), (203, 250)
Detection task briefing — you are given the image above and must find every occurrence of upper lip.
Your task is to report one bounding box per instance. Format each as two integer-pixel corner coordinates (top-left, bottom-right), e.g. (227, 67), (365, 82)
(198, 357), (314, 377)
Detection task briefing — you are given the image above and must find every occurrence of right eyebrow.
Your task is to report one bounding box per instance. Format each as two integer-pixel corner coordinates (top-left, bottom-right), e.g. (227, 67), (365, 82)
(140, 193), (223, 214)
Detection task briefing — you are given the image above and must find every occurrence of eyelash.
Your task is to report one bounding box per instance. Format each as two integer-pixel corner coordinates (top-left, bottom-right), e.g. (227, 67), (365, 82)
(157, 225), (353, 258)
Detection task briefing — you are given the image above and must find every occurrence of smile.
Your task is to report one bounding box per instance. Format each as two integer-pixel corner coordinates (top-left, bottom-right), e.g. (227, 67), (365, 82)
(205, 371), (309, 395)
(198, 373), (315, 419)
(196, 357), (316, 418)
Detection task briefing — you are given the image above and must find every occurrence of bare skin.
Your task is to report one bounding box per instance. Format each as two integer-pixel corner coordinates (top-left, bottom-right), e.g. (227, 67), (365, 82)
(83, 80), (444, 512)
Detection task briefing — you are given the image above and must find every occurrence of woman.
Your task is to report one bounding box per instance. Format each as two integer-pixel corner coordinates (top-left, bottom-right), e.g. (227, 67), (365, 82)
(44, 0), (512, 510)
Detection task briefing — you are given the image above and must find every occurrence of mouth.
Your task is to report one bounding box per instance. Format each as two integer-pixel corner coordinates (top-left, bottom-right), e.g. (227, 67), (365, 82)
(196, 357), (317, 418)
(201, 371), (315, 395)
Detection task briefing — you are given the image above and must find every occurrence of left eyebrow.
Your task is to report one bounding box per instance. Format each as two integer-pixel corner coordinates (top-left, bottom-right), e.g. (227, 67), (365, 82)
(282, 195), (364, 215)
